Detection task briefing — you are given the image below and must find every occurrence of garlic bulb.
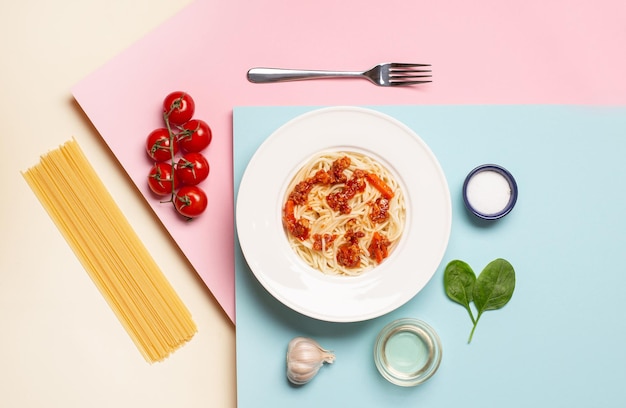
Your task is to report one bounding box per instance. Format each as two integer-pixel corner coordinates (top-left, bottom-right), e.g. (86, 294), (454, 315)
(286, 337), (335, 385)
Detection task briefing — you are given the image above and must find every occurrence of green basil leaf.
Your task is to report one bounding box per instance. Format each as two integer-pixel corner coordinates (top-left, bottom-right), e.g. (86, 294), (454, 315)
(443, 260), (476, 323)
(473, 258), (516, 314)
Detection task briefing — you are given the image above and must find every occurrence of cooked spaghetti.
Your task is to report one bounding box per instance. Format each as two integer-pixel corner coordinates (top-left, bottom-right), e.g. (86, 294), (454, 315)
(283, 151), (406, 276)
(23, 139), (197, 363)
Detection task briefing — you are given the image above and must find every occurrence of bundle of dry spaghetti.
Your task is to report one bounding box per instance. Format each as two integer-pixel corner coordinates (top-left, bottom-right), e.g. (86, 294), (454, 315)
(23, 139), (196, 363)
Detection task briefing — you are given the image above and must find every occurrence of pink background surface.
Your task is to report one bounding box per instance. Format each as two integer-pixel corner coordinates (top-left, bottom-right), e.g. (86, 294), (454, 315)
(72, 0), (626, 323)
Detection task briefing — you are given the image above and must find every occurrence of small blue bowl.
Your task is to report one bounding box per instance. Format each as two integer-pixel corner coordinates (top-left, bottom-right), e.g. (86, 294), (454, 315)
(462, 164), (518, 220)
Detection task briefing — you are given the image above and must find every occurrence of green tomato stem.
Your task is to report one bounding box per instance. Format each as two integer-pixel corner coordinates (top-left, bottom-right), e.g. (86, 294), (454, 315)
(163, 111), (177, 201)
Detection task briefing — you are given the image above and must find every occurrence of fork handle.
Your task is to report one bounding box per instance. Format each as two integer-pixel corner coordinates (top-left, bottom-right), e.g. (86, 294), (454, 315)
(247, 68), (360, 83)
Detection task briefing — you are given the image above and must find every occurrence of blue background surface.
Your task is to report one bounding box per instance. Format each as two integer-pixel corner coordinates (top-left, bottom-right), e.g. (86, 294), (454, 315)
(233, 105), (626, 407)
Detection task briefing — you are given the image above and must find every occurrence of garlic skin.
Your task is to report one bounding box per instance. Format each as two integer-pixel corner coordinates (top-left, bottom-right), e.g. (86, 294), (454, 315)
(286, 337), (335, 385)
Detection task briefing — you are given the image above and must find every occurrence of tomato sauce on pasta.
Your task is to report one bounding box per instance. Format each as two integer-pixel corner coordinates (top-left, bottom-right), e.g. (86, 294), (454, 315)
(283, 151), (406, 276)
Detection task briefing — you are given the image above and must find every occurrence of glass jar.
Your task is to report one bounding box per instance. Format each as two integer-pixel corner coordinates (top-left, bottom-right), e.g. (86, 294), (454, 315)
(373, 318), (442, 387)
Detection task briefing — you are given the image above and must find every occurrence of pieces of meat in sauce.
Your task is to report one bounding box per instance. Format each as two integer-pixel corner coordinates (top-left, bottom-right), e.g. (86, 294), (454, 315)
(336, 227), (365, 268)
(284, 155), (396, 268)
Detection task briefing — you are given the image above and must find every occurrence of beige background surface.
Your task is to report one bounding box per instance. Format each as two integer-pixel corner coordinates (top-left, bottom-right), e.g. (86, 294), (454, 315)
(0, 1), (236, 406)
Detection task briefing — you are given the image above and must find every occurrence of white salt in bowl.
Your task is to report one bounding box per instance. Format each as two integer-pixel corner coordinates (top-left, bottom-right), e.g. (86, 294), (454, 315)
(462, 164), (518, 220)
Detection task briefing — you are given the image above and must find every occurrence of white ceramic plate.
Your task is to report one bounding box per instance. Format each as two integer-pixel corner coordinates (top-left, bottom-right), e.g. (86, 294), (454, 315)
(236, 107), (451, 322)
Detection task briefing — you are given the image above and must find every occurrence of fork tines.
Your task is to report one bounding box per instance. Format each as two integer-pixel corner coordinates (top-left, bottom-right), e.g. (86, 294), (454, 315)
(389, 63), (432, 86)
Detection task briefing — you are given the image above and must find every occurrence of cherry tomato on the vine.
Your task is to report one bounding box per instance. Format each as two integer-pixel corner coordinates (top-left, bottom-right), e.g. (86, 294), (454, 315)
(163, 91), (195, 126)
(176, 152), (210, 186)
(147, 162), (178, 196)
(178, 119), (212, 153)
(174, 185), (208, 218)
(145, 91), (211, 219)
(146, 128), (178, 162)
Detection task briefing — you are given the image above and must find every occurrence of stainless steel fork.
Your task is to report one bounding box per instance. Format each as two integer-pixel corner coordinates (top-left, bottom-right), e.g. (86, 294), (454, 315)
(247, 63), (431, 86)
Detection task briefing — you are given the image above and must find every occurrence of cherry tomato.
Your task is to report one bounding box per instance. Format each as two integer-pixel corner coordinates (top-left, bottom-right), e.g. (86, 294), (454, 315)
(178, 119), (212, 153)
(147, 162), (178, 196)
(174, 185), (208, 218)
(163, 91), (195, 126)
(176, 152), (210, 186)
(146, 128), (178, 162)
